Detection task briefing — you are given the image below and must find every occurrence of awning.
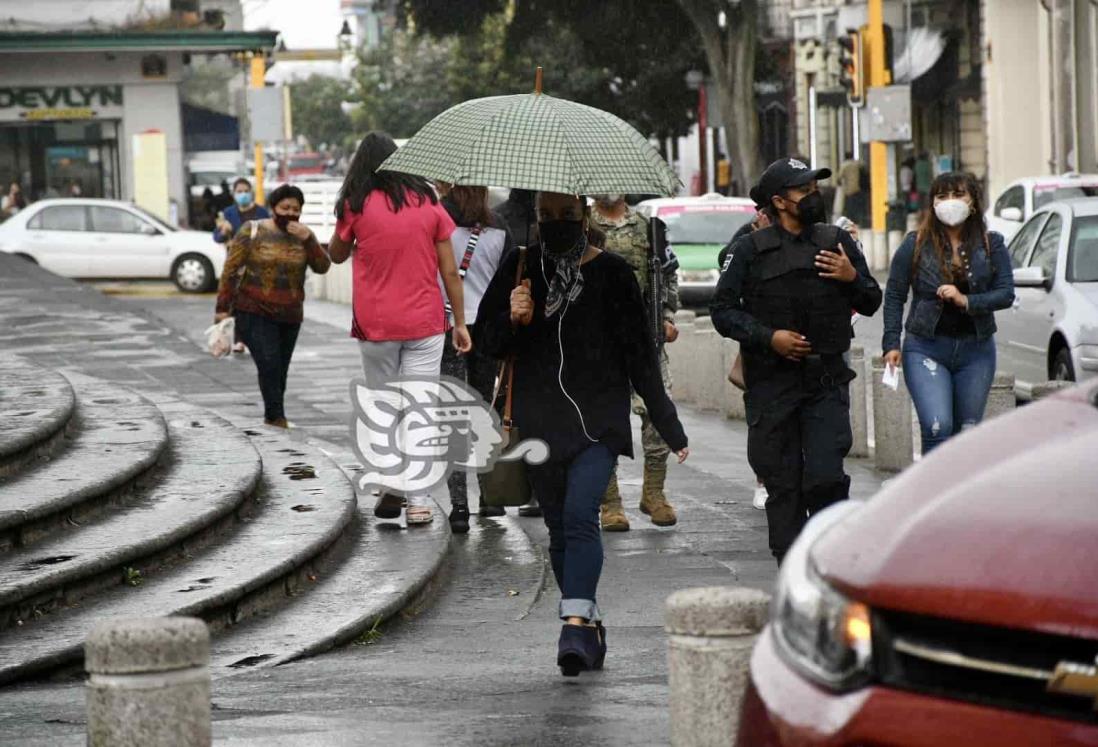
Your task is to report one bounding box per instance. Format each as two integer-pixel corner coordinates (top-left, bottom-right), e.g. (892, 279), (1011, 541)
(0, 30), (278, 54)
(182, 104), (240, 152)
(893, 27), (947, 85)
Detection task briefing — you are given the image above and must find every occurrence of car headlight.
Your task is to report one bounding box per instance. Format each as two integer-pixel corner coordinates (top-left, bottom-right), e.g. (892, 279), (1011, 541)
(678, 269), (720, 284)
(771, 502), (873, 691)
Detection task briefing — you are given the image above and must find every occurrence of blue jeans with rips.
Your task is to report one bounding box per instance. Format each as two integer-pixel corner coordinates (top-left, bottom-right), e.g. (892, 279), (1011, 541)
(530, 443), (616, 622)
(902, 333), (997, 455)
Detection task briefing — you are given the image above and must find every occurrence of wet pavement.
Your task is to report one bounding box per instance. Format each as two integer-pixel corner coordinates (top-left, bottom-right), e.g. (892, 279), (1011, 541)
(0, 275), (888, 745)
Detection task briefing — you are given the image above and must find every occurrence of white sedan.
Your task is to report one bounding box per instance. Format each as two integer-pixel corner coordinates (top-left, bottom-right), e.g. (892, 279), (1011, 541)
(0, 198), (224, 292)
(986, 173), (1098, 242)
(997, 198), (1098, 397)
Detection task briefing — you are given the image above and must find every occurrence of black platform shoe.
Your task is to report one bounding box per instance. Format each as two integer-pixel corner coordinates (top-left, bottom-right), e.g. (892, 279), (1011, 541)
(478, 504), (506, 517)
(594, 622), (607, 670)
(557, 624), (600, 677)
(449, 504), (470, 534)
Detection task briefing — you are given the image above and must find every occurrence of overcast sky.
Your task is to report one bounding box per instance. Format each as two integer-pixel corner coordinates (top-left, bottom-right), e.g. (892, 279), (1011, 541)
(242, 0), (343, 50)
(242, 0), (346, 81)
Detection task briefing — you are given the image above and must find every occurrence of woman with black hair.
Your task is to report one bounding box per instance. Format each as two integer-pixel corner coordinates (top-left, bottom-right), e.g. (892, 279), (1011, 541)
(214, 183), (330, 428)
(328, 132), (471, 525)
(478, 191), (689, 677)
(882, 172), (1015, 454)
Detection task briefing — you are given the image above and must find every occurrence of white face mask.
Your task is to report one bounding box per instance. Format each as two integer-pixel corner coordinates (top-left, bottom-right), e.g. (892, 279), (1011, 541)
(934, 198), (971, 227)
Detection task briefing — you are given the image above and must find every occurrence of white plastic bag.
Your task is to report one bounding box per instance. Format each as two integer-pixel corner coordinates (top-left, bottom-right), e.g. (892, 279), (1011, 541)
(205, 317), (235, 358)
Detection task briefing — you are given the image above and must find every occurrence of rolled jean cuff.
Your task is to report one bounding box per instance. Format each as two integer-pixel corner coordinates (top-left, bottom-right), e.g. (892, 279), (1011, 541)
(559, 598), (601, 622)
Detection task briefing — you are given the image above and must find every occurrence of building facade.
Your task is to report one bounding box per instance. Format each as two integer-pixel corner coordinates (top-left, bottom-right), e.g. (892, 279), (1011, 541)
(983, 0), (1098, 200)
(787, 0), (987, 188)
(0, 21), (274, 223)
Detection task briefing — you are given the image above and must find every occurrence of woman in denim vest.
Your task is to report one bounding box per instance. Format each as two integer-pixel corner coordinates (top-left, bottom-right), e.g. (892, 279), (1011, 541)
(882, 172), (1014, 454)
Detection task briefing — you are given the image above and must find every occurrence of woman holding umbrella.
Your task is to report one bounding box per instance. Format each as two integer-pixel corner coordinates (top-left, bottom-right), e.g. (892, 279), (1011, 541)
(378, 72), (688, 673)
(477, 192), (689, 676)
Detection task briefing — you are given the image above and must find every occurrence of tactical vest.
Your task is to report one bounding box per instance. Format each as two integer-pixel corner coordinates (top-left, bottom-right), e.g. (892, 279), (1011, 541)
(747, 224), (852, 355)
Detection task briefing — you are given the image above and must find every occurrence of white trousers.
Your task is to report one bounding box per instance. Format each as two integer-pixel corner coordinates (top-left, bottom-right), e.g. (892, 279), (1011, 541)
(358, 333), (445, 506)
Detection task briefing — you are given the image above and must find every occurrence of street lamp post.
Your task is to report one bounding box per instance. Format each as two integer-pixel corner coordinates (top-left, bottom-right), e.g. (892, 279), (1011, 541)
(685, 69), (707, 196)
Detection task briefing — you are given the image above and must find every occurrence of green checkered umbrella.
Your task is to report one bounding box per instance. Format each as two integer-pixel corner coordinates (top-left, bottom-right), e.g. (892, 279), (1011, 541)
(378, 92), (680, 196)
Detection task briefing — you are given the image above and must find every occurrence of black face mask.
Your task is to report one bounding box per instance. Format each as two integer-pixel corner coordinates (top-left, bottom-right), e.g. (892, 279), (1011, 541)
(538, 219), (586, 255)
(790, 191), (826, 225)
(273, 214), (297, 232)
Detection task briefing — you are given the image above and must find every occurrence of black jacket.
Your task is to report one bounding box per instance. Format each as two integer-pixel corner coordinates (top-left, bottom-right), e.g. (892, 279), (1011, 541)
(477, 246), (687, 464)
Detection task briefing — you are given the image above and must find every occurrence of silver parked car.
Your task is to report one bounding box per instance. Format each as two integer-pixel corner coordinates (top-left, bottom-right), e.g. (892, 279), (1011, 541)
(0, 198), (225, 292)
(998, 198), (1098, 397)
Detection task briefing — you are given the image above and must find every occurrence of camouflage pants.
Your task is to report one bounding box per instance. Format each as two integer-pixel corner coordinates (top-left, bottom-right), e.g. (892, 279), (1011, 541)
(630, 348), (673, 466)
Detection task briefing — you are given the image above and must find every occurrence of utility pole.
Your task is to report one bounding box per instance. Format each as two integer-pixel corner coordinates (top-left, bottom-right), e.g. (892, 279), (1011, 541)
(250, 54), (266, 205)
(866, 0), (888, 240)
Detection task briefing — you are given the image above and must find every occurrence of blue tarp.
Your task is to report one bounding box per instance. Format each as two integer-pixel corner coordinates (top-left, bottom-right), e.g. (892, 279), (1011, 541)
(182, 103), (239, 152)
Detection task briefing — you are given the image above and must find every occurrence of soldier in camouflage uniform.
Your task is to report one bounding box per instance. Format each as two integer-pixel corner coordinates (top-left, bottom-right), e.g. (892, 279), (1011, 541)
(592, 194), (680, 530)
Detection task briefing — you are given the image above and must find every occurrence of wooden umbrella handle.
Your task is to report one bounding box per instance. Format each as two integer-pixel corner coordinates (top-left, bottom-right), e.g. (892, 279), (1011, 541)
(534, 67), (543, 95)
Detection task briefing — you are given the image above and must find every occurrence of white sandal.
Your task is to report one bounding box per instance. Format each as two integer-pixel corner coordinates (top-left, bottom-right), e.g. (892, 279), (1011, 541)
(406, 505), (433, 525)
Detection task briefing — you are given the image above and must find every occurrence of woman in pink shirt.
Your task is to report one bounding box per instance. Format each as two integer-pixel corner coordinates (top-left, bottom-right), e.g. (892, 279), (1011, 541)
(329, 132), (471, 525)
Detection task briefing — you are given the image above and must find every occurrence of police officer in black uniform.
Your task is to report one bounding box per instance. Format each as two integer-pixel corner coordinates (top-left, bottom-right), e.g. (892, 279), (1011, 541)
(711, 158), (882, 563)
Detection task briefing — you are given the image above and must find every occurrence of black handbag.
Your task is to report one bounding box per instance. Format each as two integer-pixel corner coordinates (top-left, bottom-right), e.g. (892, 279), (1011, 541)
(480, 248), (533, 508)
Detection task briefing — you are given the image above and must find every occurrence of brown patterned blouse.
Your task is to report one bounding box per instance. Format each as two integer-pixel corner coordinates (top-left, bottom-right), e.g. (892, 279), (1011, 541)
(215, 220), (331, 324)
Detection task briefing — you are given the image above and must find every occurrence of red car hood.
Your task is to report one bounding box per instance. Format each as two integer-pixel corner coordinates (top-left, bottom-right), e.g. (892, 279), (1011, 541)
(814, 382), (1098, 639)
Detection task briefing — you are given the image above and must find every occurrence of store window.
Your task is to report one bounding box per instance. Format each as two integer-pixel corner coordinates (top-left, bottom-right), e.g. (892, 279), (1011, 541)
(0, 121), (119, 203)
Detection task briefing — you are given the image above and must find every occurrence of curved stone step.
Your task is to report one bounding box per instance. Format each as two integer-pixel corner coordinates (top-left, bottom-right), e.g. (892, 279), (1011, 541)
(0, 357), (75, 478)
(0, 426), (356, 684)
(0, 377), (168, 549)
(207, 438), (453, 674)
(0, 399), (262, 627)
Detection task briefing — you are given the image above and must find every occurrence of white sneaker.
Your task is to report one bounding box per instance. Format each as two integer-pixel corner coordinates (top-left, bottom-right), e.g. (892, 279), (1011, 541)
(752, 485), (769, 510)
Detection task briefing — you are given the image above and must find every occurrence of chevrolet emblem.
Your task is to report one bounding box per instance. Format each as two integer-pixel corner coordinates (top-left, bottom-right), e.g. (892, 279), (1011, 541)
(1047, 657), (1098, 710)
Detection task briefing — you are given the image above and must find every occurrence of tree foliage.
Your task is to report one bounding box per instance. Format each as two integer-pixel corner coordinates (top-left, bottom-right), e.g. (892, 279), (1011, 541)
(371, 0), (703, 141)
(351, 29), (456, 138)
(289, 75), (355, 150)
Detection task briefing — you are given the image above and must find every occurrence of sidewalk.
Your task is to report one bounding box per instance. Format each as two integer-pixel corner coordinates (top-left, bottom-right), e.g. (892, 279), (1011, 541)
(0, 271), (886, 745)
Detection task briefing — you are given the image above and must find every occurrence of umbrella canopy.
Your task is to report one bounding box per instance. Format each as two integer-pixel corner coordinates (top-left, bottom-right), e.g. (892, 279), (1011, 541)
(378, 92), (680, 197)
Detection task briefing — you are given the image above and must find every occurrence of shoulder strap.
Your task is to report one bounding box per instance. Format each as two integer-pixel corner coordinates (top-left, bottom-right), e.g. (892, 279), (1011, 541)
(444, 224), (486, 318)
(750, 225), (782, 252)
(457, 224), (483, 278)
(250, 220), (259, 240)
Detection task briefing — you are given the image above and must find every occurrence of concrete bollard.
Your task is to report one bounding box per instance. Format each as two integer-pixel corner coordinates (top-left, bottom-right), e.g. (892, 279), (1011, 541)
(720, 337), (746, 420)
(984, 371), (1016, 420)
(693, 328), (724, 412)
(872, 360), (914, 472)
(669, 314), (697, 404)
(674, 310), (698, 326)
(681, 318), (715, 406)
(86, 617), (211, 747)
(848, 346), (869, 457)
(666, 587), (771, 747)
(1032, 380), (1075, 400)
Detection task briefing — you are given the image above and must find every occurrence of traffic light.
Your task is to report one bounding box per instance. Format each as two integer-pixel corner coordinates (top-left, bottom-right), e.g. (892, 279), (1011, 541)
(838, 28), (864, 106)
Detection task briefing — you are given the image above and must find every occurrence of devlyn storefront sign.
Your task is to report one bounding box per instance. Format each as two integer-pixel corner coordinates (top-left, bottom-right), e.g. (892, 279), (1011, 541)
(0, 85), (124, 122)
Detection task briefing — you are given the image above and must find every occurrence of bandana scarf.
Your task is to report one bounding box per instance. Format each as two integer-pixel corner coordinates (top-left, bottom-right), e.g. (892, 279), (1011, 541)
(544, 238), (587, 318)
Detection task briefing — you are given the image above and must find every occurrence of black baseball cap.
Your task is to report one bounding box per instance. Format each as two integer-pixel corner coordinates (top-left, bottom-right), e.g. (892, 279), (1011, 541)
(755, 157), (832, 206)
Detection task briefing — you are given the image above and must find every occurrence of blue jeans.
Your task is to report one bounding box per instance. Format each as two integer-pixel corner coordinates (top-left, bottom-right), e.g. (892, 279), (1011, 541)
(902, 334), (996, 454)
(530, 443), (616, 622)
